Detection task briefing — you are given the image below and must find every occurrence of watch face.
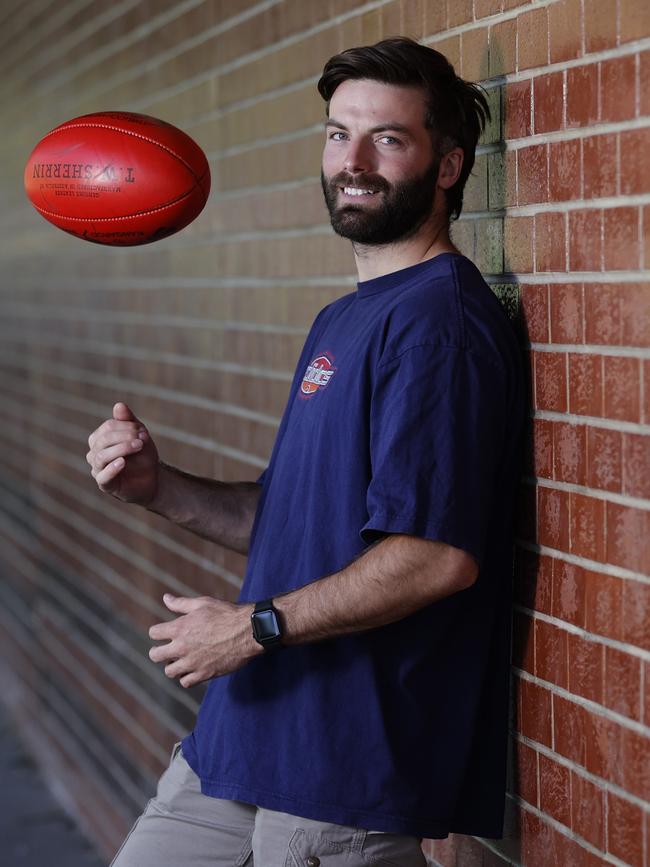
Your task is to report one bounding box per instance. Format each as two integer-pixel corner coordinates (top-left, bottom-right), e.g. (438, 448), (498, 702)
(253, 609), (279, 641)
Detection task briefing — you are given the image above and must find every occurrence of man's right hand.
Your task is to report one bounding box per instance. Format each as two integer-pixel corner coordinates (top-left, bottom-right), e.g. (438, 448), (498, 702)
(87, 402), (160, 505)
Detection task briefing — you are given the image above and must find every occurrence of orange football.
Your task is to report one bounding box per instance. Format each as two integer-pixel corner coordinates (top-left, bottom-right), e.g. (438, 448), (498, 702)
(24, 111), (211, 246)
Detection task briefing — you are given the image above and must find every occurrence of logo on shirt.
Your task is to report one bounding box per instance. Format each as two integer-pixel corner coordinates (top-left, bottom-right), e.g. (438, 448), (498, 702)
(301, 353), (336, 396)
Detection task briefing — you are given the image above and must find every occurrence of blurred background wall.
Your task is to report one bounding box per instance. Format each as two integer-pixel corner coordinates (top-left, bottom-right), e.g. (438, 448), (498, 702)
(0, 1), (648, 865)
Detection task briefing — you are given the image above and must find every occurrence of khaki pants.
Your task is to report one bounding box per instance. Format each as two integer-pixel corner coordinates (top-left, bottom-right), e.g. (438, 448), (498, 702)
(110, 742), (428, 867)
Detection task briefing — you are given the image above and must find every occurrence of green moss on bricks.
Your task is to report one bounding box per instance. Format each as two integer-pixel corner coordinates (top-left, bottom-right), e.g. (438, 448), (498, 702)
(491, 283), (521, 322)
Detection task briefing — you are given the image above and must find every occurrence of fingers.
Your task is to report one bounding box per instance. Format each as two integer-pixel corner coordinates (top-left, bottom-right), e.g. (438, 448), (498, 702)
(88, 437), (142, 469)
(88, 419), (146, 451)
(162, 594), (206, 614)
(93, 456), (127, 490)
(113, 401), (141, 424)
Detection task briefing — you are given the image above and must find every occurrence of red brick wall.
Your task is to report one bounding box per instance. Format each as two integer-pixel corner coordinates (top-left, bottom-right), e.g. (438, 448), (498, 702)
(0, 1), (647, 864)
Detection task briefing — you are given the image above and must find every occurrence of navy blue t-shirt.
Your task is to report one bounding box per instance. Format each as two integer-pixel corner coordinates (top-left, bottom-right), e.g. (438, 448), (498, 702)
(182, 252), (525, 839)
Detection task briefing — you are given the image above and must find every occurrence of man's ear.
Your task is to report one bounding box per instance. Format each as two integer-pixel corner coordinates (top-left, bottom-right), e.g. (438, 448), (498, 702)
(437, 147), (464, 189)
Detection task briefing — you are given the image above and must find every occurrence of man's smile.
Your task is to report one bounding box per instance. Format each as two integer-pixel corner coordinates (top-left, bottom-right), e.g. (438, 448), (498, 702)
(339, 186), (381, 198)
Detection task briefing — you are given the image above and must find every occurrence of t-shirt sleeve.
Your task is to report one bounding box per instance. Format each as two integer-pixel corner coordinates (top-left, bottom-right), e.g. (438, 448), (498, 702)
(360, 343), (508, 569)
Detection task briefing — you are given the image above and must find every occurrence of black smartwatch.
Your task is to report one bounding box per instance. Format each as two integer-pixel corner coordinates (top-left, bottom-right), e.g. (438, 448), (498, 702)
(251, 599), (284, 651)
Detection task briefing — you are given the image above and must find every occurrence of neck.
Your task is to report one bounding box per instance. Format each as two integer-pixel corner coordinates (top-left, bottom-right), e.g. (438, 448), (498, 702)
(352, 214), (460, 282)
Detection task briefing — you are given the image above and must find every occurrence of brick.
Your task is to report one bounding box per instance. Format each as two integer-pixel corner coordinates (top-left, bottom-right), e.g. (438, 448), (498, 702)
(488, 17), (517, 78)
(600, 55), (637, 123)
(422, 0), (446, 35)
(474, 217), (503, 273)
(475, 0), (504, 17)
(461, 26), (489, 83)
(568, 632), (604, 703)
(552, 558), (586, 628)
(535, 212), (566, 273)
(520, 806), (570, 867)
(603, 206), (641, 271)
(620, 0), (650, 43)
(622, 580), (650, 651)
(539, 754), (572, 828)
(570, 771), (606, 850)
(549, 0), (583, 63)
(380, 1), (401, 38)
(583, 134), (617, 199)
(518, 6), (549, 71)
(504, 216), (534, 273)
(533, 72), (564, 134)
(482, 82), (502, 145)
(504, 80), (532, 139)
(568, 209), (603, 272)
(622, 726), (650, 801)
(586, 425), (622, 492)
(513, 610), (535, 673)
(513, 739), (538, 807)
(621, 282), (650, 346)
(584, 0), (618, 52)
(585, 712), (624, 786)
(538, 486), (570, 550)
(604, 646), (641, 720)
(620, 128), (650, 195)
(535, 619), (568, 688)
(399, 0), (425, 39)
(529, 417), (553, 478)
(568, 352), (603, 417)
(584, 282), (622, 345)
(603, 355), (641, 422)
(607, 791), (644, 865)
(570, 492), (606, 562)
(645, 358), (650, 423)
(448, 0), (473, 28)
(535, 350), (567, 411)
(549, 139), (582, 202)
(488, 151), (507, 210)
(585, 570), (624, 641)
(463, 153), (489, 211)
(437, 35), (462, 72)
(607, 502), (650, 575)
(622, 432), (650, 498)
(640, 50), (650, 117)
(645, 661), (650, 725)
(566, 63), (599, 128)
(553, 695), (587, 766)
(518, 144), (548, 206)
(550, 283), (583, 344)
(517, 677), (553, 747)
(554, 421), (586, 485)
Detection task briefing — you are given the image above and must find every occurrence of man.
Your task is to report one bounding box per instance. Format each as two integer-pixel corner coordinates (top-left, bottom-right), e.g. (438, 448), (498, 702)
(88, 37), (525, 867)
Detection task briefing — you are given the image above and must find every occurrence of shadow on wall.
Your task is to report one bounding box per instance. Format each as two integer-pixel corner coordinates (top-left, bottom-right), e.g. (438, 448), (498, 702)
(449, 33), (537, 867)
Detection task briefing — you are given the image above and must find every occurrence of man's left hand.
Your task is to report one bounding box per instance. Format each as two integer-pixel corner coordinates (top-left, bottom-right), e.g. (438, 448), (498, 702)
(148, 594), (261, 688)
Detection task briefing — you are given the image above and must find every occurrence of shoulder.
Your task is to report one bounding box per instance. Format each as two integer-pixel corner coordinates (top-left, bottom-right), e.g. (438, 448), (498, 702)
(381, 255), (520, 372)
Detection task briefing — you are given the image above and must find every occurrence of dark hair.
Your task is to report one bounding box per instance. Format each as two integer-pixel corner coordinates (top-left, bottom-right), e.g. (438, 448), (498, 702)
(317, 36), (491, 222)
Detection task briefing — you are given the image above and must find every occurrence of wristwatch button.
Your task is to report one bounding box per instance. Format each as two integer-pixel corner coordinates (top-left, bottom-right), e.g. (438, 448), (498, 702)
(306, 858), (320, 867)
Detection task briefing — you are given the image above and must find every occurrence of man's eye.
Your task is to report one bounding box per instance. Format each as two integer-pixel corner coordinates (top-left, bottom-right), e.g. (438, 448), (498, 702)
(379, 136), (399, 145)
(328, 132), (347, 141)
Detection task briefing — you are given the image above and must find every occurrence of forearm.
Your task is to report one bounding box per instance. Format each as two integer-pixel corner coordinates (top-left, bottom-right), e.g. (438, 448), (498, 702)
(272, 534), (477, 646)
(146, 462), (262, 554)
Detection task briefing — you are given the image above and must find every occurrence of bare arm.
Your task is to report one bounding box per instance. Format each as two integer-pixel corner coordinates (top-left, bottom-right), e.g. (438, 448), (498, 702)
(147, 462), (261, 555)
(272, 532), (478, 645)
(87, 402), (262, 554)
(149, 532), (479, 687)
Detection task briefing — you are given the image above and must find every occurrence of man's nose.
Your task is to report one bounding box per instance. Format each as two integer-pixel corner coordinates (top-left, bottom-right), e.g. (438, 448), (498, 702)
(343, 138), (374, 174)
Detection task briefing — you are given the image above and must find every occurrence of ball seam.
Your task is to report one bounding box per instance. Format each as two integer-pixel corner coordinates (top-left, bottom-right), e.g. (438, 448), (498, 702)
(32, 189), (198, 222)
(42, 122), (206, 184)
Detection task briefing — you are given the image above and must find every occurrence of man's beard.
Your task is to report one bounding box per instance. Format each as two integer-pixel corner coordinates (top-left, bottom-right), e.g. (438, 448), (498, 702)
(320, 157), (440, 246)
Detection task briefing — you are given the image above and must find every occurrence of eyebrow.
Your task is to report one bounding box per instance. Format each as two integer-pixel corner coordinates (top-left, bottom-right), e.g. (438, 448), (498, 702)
(325, 118), (414, 138)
